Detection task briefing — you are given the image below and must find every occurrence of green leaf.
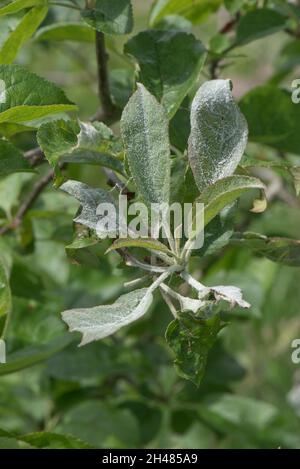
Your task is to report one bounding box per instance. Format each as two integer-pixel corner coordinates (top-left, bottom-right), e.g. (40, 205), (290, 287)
(56, 401), (138, 448)
(20, 432), (93, 449)
(240, 85), (300, 155)
(35, 22), (95, 43)
(153, 14), (192, 31)
(65, 235), (104, 269)
(0, 173), (32, 217)
(150, 0), (222, 26)
(188, 80), (248, 191)
(197, 175), (265, 227)
(236, 8), (287, 46)
(166, 312), (223, 386)
(0, 334), (73, 375)
(224, 0), (244, 15)
(0, 4), (49, 64)
(0, 427), (92, 449)
(0, 0), (44, 16)
(37, 120), (124, 177)
(60, 179), (116, 234)
(121, 84), (170, 204)
(106, 237), (173, 257)
(62, 287), (154, 345)
(81, 0), (133, 35)
(0, 139), (31, 177)
(0, 65), (77, 123)
(125, 30), (206, 118)
(232, 232), (300, 267)
(199, 394), (277, 432)
(0, 122), (36, 137)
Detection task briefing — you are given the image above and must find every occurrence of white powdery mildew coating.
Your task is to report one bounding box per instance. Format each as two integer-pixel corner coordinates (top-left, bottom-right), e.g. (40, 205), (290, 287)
(121, 83), (170, 205)
(60, 179), (116, 232)
(62, 288), (152, 345)
(188, 79), (248, 191)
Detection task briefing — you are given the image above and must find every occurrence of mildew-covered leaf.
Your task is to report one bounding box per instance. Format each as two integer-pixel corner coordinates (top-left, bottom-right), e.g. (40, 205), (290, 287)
(188, 80), (248, 191)
(60, 180), (116, 235)
(81, 0), (133, 35)
(125, 30), (206, 118)
(62, 288), (153, 346)
(121, 84), (170, 204)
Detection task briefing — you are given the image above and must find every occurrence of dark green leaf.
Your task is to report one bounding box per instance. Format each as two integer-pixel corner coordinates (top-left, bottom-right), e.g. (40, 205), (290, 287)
(125, 30), (206, 118)
(240, 85), (300, 155)
(166, 312), (223, 386)
(0, 139), (31, 177)
(56, 401), (138, 448)
(0, 334), (73, 375)
(21, 432), (93, 449)
(81, 0), (133, 35)
(232, 232), (300, 267)
(236, 8), (287, 46)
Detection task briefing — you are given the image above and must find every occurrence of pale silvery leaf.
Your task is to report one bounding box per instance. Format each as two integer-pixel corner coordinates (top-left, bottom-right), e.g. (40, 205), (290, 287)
(60, 180), (117, 236)
(188, 79), (248, 191)
(211, 285), (250, 309)
(62, 288), (153, 345)
(180, 272), (250, 309)
(121, 83), (170, 204)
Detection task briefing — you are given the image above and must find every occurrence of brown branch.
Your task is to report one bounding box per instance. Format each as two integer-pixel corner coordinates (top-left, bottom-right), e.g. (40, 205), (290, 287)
(92, 32), (120, 124)
(24, 147), (45, 167)
(285, 27), (300, 38)
(209, 13), (240, 79)
(0, 169), (54, 236)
